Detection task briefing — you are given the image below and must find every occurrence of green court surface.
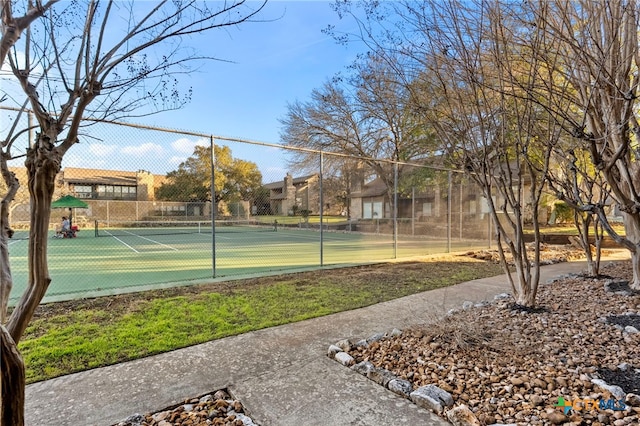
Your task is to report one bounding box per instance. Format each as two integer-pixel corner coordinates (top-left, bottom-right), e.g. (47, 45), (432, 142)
(7, 226), (489, 306)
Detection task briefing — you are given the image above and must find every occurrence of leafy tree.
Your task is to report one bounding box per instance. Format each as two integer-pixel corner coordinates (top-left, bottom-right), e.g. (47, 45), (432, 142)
(0, 1), (267, 423)
(252, 185), (272, 215)
(156, 145), (262, 205)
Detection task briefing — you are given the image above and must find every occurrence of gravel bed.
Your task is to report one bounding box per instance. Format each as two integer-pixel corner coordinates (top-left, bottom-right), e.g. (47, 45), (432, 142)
(113, 389), (258, 426)
(332, 260), (640, 425)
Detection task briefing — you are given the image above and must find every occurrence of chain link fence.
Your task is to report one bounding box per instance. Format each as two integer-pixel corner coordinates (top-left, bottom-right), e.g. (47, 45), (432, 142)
(3, 112), (492, 304)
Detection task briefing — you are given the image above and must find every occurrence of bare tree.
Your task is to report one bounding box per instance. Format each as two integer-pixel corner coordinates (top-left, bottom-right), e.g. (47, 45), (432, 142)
(280, 53), (436, 218)
(0, 1), (267, 423)
(547, 145), (610, 276)
(330, 0), (560, 307)
(514, 1), (640, 287)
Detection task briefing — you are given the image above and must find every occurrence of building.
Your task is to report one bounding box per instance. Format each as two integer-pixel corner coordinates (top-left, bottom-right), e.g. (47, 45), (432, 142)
(58, 167), (166, 201)
(6, 166), (195, 225)
(8, 166), (166, 202)
(263, 173), (319, 215)
(348, 176), (389, 220)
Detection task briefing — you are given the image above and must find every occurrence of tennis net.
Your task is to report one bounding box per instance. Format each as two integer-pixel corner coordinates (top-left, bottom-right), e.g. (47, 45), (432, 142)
(94, 219), (276, 237)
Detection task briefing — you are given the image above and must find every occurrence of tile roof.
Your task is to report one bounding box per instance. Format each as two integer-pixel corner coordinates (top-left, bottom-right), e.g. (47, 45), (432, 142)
(61, 167), (165, 186)
(351, 177), (388, 198)
(263, 174), (318, 189)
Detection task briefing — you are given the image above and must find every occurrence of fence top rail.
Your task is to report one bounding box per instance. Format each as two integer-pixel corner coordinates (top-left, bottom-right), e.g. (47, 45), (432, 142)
(1, 105), (463, 173)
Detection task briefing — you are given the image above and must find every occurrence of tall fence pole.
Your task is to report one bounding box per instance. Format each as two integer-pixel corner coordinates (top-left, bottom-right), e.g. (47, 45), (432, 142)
(447, 171), (452, 253)
(210, 136), (217, 278)
(411, 186), (415, 236)
(319, 151), (324, 267)
(459, 180), (463, 240)
(393, 162), (398, 259)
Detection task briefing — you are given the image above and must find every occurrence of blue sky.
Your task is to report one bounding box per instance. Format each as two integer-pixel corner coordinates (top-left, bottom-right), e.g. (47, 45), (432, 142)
(3, 1), (368, 181)
(132, 0), (366, 179)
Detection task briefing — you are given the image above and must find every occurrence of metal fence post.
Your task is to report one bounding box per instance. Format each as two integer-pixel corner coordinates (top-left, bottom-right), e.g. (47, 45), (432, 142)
(411, 186), (415, 236)
(460, 178), (463, 240)
(447, 170), (452, 253)
(210, 135), (216, 278)
(393, 162), (398, 259)
(319, 151), (324, 267)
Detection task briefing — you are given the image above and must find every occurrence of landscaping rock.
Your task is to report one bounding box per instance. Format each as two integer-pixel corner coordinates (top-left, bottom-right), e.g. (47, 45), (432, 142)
(387, 379), (413, 397)
(410, 385), (454, 414)
(334, 351), (355, 366)
(446, 404), (480, 426)
(367, 366), (397, 387)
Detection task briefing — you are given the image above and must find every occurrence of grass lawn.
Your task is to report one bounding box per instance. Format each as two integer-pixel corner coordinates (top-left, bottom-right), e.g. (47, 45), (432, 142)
(18, 255), (505, 384)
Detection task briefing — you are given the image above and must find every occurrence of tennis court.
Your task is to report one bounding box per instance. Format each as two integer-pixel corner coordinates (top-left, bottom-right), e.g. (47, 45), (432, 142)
(7, 221), (489, 306)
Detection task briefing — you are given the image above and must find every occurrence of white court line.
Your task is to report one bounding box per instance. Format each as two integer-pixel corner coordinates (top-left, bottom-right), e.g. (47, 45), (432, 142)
(108, 230), (179, 251)
(134, 234), (179, 251)
(105, 232), (140, 253)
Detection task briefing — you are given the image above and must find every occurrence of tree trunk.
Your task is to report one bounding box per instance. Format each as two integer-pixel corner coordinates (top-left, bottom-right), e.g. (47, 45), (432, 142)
(589, 217), (604, 277)
(491, 212), (539, 308)
(7, 140), (59, 343)
(0, 167), (19, 323)
(0, 217), (14, 325)
(623, 214), (640, 290)
(1, 325), (25, 426)
(511, 250), (537, 308)
(513, 288), (537, 308)
(630, 250), (640, 290)
(578, 216), (598, 277)
(2, 137), (60, 425)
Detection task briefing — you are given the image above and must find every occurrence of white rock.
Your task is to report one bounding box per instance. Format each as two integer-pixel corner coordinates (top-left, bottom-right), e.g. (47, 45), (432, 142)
(591, 378), (626, 400)
(389, 328), (403, 337)
(327, 344), (342, 357)
(366, 332), (385, 343)
(388, 379), (412, 397)
(354, 339), (369, 348)
(334, 351), (355, 366)
(234, 412), (258, 426)
(352, 361), (374, 375)
(410, 385), (454, 414)
(334, 339), (352, 351)
(367, 367), (397, 387)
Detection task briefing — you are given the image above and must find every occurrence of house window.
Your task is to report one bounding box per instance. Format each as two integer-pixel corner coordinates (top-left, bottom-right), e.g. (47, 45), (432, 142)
(122, 186), (137, 199)
(363, 202), (372, 219)
(373, 202), (383, 218)
(74, 185), (92, 198)
(96, 184), (137, 200)
(363, 201), (383, 219)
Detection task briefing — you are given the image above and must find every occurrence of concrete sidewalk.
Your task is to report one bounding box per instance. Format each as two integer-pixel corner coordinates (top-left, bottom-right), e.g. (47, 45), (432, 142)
(24, 256), (628, 426)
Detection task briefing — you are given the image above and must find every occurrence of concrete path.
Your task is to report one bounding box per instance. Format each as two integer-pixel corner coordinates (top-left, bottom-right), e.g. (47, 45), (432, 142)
(24, 255), (629, 426)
